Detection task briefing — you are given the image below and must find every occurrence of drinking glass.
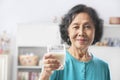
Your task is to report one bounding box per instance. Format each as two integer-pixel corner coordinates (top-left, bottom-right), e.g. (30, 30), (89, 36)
(47, 44), (66, 70)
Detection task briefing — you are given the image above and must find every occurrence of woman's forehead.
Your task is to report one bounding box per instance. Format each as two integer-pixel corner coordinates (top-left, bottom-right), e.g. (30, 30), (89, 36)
(71, 13), (93, 24)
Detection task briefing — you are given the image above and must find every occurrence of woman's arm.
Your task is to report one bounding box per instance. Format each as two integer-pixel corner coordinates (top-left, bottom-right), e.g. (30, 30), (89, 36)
(39, 71), (51, 80)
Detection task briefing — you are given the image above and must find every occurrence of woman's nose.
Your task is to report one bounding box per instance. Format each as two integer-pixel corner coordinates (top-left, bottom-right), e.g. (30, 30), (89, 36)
(78, 27), (85, 37)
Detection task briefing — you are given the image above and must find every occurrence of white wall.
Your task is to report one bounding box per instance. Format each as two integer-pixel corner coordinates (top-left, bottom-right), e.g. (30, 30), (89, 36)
(0, 0), (120, 80)
(17, 23), (61, 46)
(0, 0), (120, 26)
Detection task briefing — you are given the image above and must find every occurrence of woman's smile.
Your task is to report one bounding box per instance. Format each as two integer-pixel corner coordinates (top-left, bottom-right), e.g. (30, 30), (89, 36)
(76, 38), (87, 44)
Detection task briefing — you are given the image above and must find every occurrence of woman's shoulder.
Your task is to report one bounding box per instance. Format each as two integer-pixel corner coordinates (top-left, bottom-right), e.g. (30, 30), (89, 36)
(92, 55), (109, 67)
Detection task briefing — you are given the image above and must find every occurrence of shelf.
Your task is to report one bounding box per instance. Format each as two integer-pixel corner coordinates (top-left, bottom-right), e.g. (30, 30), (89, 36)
(17, 66), (42, 69)
(104, 24), (120, 28)
(90, 45), (120, 49)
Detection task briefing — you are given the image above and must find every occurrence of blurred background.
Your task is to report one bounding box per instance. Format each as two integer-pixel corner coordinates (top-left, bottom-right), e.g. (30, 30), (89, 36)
(0, 0), (120, 80)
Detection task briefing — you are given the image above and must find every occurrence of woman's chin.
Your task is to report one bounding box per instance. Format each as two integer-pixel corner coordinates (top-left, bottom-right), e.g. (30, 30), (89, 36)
(76, 45), (86, 49)
(75, 43), (88, 50)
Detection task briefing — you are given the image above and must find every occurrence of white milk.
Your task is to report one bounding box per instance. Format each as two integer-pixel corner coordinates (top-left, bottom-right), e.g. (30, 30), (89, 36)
(52, 53), (65, 64)
(50, 53), (65, 70)
(47, 44), (66, 70)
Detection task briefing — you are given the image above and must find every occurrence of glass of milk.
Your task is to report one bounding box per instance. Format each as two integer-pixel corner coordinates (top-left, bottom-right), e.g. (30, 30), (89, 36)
(47, 44), (66, 70)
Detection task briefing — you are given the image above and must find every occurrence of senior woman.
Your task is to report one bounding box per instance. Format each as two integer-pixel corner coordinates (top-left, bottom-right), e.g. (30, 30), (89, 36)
(40, 4), (111, 80)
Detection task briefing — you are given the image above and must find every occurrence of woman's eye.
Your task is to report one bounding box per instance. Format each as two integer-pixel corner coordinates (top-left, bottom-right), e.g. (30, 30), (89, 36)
(84, 25), (91, 29)
(73, 26), (79, 29)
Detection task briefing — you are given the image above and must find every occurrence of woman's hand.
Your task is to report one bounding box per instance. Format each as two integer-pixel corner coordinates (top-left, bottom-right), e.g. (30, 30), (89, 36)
(40, 53), (60, 80)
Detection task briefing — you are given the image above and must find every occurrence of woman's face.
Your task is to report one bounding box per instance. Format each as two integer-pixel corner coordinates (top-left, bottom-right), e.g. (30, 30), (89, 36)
(68, 12), (95, 49)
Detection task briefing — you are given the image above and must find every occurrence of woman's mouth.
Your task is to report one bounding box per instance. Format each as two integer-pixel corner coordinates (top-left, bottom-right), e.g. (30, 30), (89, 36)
(76, 38), (87, 44)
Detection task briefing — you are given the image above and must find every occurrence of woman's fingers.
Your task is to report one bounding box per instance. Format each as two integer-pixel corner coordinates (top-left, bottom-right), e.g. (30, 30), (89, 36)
(44, 63), (60, 68)
(43, 59), (60, 71)
(42, 53), (61, 72)
(44, 59), (59, 64)
(44, 63), (60, 72)
(43, 53), (54, 59)
(44, 67), (59, 72)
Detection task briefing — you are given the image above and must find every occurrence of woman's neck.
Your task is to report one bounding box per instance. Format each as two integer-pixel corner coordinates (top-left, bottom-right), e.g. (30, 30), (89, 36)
(68, 46), (92, 62)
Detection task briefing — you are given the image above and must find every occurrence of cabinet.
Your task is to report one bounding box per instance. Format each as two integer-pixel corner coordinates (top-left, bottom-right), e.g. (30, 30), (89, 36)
(103, 24), (120, 39)
(101, 24), (120, 47)
(0, 55), (11, 80)
(17, 23), (61, 80)
(17, 46), (47, 80)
